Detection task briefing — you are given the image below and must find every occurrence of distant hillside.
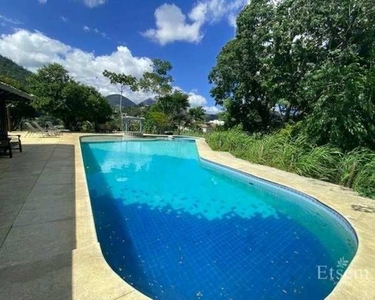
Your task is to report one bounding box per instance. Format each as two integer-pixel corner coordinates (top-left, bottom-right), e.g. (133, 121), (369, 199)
(139, 98), (156, 106)
(105, 94), (137, 108)
(205, 114), (219, 121)
(0, 54), (32, 85)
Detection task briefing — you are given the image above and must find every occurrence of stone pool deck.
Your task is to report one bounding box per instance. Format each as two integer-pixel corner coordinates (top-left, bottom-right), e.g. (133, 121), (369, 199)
(0, 133), (149, 300)
(0, 133), (374, 300)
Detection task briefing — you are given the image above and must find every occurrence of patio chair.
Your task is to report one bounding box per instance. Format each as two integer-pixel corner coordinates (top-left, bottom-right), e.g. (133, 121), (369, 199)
(32, 121), (60, 137)
(46, 121), (63, 136)
(0, 130), (22, 158)
(24, 122), (49, 137)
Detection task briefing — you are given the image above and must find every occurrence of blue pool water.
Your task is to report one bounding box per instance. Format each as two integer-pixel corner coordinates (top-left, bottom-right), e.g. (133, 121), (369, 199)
(81, 139), (357, 300)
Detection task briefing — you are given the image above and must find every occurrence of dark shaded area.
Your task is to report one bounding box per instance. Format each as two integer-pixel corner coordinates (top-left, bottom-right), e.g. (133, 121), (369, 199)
(352, 204), (375, 214)
(0, 143), (76, 300)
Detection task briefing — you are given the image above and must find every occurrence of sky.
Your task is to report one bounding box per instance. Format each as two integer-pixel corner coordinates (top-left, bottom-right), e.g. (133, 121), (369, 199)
(0, 0), (248, 113)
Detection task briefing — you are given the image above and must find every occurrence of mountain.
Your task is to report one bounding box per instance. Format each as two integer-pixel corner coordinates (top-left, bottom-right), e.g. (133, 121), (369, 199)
(139, 98), (156, 106)
(105, 94), (137, 108)
(0, 54), (32, 85)
(205, 114), (219, 122)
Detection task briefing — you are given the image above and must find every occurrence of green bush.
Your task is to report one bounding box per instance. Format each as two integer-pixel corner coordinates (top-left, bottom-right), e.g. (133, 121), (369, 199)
(352, 159), (375, 199)
(206, 128), (375, 199)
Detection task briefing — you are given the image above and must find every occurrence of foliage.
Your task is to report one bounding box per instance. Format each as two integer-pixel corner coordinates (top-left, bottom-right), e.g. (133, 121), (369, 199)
(188, 107), (205, 130)
(206, 128), (375, 199)
(103, 59), (174, 131)
(145, 90), (190, 133)
(303, 63), (375, 150)
(29, 64), (112, 130)
(209, 0), (375, 150)
(0, 74), (30, 93)
(156, 90), (189, 120)
(138, 59), (173, 97)
(103, 58), (173, 100)
(352, 159), (375, 199)
(103, 70), (139, 93)
(0, 54), (32, 85)
(144, 109), (170, 134)
(337, 148), (375, 188)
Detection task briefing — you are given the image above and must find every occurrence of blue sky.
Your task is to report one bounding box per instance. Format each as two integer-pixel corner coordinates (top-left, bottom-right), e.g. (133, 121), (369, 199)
(0, 0), (248, 113)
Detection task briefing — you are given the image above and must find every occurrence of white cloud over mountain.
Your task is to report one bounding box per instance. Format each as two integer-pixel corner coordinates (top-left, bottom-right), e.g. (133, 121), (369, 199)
(143, 0), (249, 45)
(0, 29), (152, 102)
(0, 29), (220, 113)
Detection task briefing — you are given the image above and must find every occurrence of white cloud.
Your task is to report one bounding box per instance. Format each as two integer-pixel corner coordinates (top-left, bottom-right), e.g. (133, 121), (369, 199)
(188, 91), (222, 114)
(143, 0), (249, 45)
(0, 15), (23, 25)
(142, 4), (204, 46)
(83, 25), (109, 39)
(204, 105), (221, 115)
(94, 28), (108, 39)
(0, 29), (216, 108)
(38, 0), (47, 4)
(83, 0), (107, 8)
(0, 29), (153, 102)
(188, 92), (207, 107)
(60, 16), (68, 23)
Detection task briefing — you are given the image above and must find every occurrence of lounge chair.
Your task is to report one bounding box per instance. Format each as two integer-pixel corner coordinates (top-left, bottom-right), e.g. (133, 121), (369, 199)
(0, 130), (22, 158)
(32, 121), (60, 137)
(25, 122), (46, 137)
(24, 122), (39, 136)
(46, 121), (63, 136)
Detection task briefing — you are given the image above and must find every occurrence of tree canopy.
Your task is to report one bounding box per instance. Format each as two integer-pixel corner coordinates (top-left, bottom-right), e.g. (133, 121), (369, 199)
(209, 0), (375, 150)
(29, 63), (112, 130)
(103, 60), (202, 133)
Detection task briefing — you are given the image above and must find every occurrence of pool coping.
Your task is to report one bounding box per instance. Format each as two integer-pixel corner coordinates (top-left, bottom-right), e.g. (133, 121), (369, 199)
(73, 134), (375, 299)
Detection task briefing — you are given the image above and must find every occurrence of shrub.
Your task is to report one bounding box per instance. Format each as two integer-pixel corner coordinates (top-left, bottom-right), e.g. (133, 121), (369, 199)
(206, 128), (375, 199)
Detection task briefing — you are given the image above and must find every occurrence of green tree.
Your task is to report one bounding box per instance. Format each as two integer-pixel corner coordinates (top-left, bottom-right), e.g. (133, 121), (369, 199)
(103, 70), (138, 130)
(30, 64), (112, 130)
(29, 63), (70, 116)
(209, 0), (375, 149)
(155, 90), (190, 132)
(209, 0), (275, 132)
(188, 106), (205, 130)
(139, 59), (173, 97)
(145, 109), (169, 134)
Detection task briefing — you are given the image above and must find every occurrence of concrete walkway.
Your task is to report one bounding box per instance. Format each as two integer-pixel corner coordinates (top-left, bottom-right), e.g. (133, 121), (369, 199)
(0, 133), (147, 300)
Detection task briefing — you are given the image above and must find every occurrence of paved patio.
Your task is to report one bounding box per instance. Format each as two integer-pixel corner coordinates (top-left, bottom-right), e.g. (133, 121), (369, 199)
(0, 133), (148, 300)
(0, 133), (374, 300)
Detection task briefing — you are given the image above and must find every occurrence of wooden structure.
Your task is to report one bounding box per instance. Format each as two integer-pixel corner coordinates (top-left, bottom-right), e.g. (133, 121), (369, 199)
(0, 82), (34, 132)
(0, 82), (34, 157)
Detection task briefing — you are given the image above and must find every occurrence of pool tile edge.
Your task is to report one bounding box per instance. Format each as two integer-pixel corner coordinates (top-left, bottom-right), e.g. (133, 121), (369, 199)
(74, 134), (152, 300)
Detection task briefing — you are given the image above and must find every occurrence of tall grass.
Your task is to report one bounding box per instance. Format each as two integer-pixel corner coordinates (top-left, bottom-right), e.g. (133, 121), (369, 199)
(206, 128), (375, 199)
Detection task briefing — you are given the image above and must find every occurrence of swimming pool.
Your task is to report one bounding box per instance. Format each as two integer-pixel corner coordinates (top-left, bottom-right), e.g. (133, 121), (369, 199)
(81, 139), (357, 300)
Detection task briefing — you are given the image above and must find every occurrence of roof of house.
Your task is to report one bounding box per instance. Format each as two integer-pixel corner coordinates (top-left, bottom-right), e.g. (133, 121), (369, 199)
(0, 81), (34, 102)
